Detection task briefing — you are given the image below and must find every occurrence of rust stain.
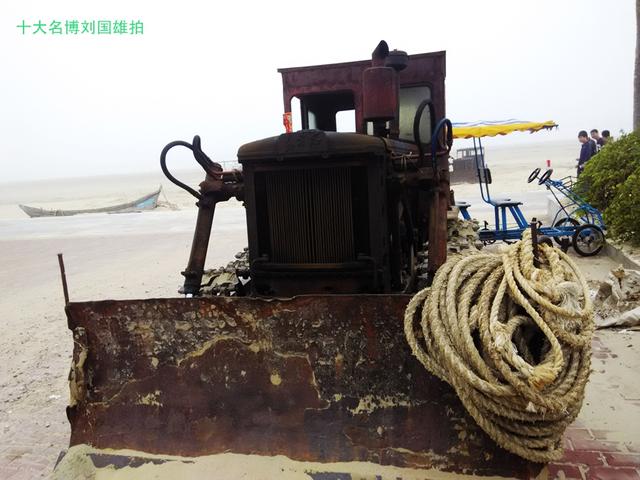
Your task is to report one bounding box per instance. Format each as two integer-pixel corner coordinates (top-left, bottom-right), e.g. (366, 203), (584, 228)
(64, 295), (543, 478)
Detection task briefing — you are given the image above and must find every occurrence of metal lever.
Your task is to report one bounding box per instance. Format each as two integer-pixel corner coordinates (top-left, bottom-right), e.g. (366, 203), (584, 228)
(431, 118), (453, 175)
(159, 136), (241, 296)
(160, 135), (223, 200)
(530, 218), (544, 268)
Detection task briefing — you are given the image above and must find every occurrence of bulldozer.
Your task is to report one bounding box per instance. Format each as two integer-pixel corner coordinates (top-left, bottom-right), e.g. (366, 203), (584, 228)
(55, 41), (545, 479)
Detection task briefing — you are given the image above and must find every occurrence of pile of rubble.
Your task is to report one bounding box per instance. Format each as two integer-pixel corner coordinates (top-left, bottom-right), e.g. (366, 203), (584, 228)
(415, 218), (483, 289)
(198, 248), (249, 296)
(593, 266), (640, 329)
(447, 218), (483, 253)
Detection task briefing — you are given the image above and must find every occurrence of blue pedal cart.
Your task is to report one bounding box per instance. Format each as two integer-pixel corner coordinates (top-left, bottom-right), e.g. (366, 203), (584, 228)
(452, 120), (606, 256)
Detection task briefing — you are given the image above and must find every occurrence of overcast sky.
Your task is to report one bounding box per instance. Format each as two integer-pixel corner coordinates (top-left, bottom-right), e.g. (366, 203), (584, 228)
(0, 0), (635, 182)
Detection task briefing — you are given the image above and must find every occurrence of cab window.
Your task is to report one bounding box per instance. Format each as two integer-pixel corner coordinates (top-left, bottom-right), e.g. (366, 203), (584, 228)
(398, 86), (432, 142)
(298, 91), (355, 132)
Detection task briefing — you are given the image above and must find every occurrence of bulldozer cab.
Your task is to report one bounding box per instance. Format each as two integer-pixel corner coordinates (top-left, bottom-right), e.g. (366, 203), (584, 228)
(280, 41), (444, 141)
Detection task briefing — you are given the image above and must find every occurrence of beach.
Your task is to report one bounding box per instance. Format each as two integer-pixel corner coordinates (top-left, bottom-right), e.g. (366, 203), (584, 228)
(0, 169), (248, 478)
(1, 138), (639, 478)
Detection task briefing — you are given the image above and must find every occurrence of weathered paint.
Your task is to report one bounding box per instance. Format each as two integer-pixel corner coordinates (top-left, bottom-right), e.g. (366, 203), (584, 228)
(65, 295), (543, 479)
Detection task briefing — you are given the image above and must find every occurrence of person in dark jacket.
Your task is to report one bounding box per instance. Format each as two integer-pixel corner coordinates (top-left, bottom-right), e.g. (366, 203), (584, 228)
(591, 129), (605, 151)
(577, 130), (594, 176)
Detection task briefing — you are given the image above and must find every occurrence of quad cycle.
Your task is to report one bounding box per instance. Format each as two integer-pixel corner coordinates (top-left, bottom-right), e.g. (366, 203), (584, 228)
(453, 120), (606, 256)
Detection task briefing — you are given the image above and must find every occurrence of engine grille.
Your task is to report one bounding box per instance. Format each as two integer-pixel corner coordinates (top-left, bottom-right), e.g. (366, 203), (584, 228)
(263, 167), (355, 263)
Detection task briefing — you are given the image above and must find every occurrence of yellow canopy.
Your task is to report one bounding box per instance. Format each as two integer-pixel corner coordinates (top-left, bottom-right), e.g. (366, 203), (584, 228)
(452, 120), (558, 139)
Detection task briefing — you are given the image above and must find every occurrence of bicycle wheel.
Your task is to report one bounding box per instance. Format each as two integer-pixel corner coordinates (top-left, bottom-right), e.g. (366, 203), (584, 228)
(478, 228), (496, 245)
(553, 217), (579, 246)
(572, 224), (605, 257)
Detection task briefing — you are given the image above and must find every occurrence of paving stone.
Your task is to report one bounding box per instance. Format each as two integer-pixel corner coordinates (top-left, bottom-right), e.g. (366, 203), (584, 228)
(564, 436), (575, 450)
(591, 430), (613, 441)
(548, 463), (584, 480)
(586, 466), (640, 480)
(625, 443), (640, 453)
(603, 452), (640, 467)
(571, 438), (623, 452)
(560, 450), (606, 466)
(566, 428), (596, 441)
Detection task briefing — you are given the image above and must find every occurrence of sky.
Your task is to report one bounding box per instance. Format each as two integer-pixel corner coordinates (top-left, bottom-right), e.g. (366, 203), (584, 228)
(0, 0), (635, 182)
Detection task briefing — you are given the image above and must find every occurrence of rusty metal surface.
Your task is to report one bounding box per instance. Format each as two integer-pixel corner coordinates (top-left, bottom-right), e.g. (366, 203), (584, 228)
(66, 295), (542, 478)
(278, 51), (446, 135)
(240, 137), (391, 295)
(237, 130), (387, 161)
(362, 66), (398, 123)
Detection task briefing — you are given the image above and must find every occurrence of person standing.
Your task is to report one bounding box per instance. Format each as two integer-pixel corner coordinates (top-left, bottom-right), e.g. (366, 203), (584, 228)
(590, 129), (605, 151)
(577, 130), (595, 176)
(602, 130), (613, 144)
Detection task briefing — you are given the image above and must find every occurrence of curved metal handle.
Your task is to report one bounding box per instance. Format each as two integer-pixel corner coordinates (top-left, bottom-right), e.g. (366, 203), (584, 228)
(431, 118), (453, 171)
(412, 99), (436, 162)
(191, 135), (221, 174)
(160, 135), (222, 200)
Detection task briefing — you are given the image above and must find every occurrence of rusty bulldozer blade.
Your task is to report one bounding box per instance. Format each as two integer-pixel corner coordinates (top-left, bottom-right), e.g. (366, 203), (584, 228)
(63, 295), (542, 478)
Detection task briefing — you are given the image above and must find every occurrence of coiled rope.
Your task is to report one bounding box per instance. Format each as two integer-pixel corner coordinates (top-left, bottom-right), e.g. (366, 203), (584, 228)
(404, 231), (594, 462)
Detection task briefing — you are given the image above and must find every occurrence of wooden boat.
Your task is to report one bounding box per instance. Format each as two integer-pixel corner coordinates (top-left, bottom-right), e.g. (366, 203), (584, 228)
(19, 186), (162, 218)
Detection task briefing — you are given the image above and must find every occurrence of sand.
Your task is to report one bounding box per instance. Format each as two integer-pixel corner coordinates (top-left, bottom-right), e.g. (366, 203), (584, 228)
(1, 138), (638, 478)
(0, 179), (247, 478)
(52, 445), (541, 480)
